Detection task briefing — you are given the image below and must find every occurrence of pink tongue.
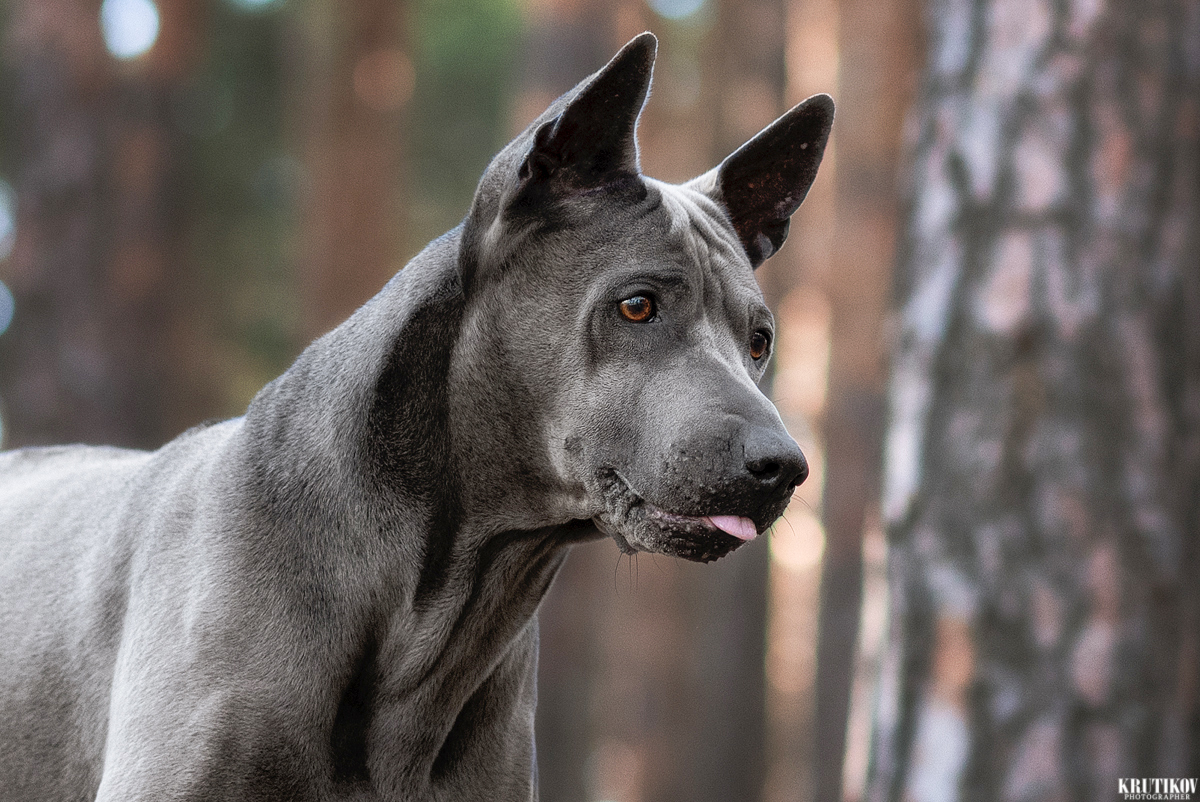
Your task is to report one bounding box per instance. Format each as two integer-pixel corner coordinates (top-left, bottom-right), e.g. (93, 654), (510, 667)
(705, 515), (758, 541)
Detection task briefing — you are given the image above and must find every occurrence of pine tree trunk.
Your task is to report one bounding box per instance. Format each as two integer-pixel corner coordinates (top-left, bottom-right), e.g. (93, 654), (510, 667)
(812, 1), (920, 800)
(870, 1), (1200, 800)
(642, 4), (789, 801)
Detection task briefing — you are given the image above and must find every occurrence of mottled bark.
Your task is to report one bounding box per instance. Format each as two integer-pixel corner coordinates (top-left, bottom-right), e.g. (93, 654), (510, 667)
(871, 1), (1200, 800)
(1, 0), (204, 448)
(811, 1), (920, 800)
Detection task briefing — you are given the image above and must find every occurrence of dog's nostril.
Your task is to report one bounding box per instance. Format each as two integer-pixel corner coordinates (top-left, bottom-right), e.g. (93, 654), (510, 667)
(748, 458), (781, 478)
(744, 433), (807, 492)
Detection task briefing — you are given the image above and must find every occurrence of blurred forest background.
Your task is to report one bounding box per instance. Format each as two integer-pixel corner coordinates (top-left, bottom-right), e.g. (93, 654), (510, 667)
(0, 0), (1196, 801)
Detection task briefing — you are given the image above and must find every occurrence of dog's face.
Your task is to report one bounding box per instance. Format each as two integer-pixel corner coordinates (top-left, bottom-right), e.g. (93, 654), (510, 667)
(457, 34), (832, 562)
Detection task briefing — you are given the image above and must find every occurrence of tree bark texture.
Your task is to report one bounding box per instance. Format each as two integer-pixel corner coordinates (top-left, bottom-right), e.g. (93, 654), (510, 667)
(1, 0), (204, 449)
(870, 1), (1200, 800)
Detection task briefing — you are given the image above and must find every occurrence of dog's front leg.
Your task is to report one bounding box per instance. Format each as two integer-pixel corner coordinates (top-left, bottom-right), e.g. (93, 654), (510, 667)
(92, 681), (333, 802)
(88, 584), (347, 801)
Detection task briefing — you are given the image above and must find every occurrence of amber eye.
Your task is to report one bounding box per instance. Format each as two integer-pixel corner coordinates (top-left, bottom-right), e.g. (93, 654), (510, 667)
(750, 330), (770, 360)
(619, 295), (656, 323)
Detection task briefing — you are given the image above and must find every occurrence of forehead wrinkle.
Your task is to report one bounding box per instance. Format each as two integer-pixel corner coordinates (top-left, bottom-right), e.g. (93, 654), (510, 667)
(653, 181), (760, 324)
(654, 186), (718, 317)
(655, 181), (745, 263)
(654, 181), (753, 280)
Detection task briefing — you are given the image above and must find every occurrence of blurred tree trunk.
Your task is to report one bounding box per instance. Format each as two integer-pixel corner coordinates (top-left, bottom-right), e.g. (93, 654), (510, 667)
(811, 1), (919, 800)
(292, 0), (407, 342)
(870, 1), (1200, 800)
(642, 4), (788, 802)
(532, 5), (788, 800)
(1, 0), (205, 448)
(523, 10), (623, 802)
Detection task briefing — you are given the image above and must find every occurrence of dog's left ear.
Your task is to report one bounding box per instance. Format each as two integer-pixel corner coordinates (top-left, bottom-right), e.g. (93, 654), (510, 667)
(691, 94), (834, 267)
(519, 32), (657, 189)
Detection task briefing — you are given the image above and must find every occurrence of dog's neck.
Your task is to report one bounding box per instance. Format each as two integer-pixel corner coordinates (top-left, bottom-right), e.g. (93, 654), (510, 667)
(231, 226), (582, 777)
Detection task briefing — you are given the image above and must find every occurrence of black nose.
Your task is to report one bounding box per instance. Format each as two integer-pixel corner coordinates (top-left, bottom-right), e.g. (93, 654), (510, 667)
(744, 431), (808, 493)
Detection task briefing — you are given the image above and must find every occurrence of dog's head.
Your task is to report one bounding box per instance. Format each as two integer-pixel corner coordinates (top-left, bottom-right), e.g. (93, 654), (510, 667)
(454, 33), (832, 563)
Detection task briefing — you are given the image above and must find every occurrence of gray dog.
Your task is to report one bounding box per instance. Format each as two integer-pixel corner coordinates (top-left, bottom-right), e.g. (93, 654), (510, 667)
(0, 33), (830, 802)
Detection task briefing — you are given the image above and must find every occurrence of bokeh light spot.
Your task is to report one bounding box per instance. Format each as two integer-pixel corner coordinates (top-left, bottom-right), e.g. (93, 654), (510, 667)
(647, 0), (706, 20)
(100, 0), (160, 60)
(0, 281), (14, 337)
(769, 507), (826, 571)
(0, 180), (15, 262)
(226, 0), (283, 11)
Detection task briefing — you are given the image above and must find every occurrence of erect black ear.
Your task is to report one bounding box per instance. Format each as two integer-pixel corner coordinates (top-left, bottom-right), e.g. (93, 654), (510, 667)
(519, 33), (657, 188)
(694, 94), (834, 267)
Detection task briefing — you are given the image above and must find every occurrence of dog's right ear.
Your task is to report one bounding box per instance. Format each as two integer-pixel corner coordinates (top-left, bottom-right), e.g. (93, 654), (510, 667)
(690, 94), (834, 267)
(518, 32), (657, 190)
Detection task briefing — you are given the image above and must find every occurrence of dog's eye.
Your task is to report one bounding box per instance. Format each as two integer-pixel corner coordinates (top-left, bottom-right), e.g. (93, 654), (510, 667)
(619, 295), (656, 323)
(750, 330), (770, 360)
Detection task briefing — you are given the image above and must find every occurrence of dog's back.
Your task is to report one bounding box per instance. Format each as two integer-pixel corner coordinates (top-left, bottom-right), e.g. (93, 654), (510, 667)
(0, 428), (238, 800)
(0, 446), (144, 797)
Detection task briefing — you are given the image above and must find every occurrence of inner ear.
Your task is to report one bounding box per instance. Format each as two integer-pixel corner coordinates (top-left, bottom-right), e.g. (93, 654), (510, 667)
(518, 121), (560, 183)
(519, 32), (657, 189)
(693, 93), (834, 267)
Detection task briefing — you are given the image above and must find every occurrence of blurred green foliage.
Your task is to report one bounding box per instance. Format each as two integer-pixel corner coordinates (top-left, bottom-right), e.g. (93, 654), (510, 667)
(186, 0), (523, 412)
(182, 1), (297, 411)
(0, 0), (525, 414)
(407, 0), (522, 251)
(2, 0), (527, 415)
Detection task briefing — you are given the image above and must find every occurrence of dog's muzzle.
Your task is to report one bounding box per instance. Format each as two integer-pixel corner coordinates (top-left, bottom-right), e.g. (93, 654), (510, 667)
(591, 462), (803, 563)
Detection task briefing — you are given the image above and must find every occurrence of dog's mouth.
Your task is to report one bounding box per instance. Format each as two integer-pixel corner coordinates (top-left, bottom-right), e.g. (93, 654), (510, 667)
(591, 469), (768, 563)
